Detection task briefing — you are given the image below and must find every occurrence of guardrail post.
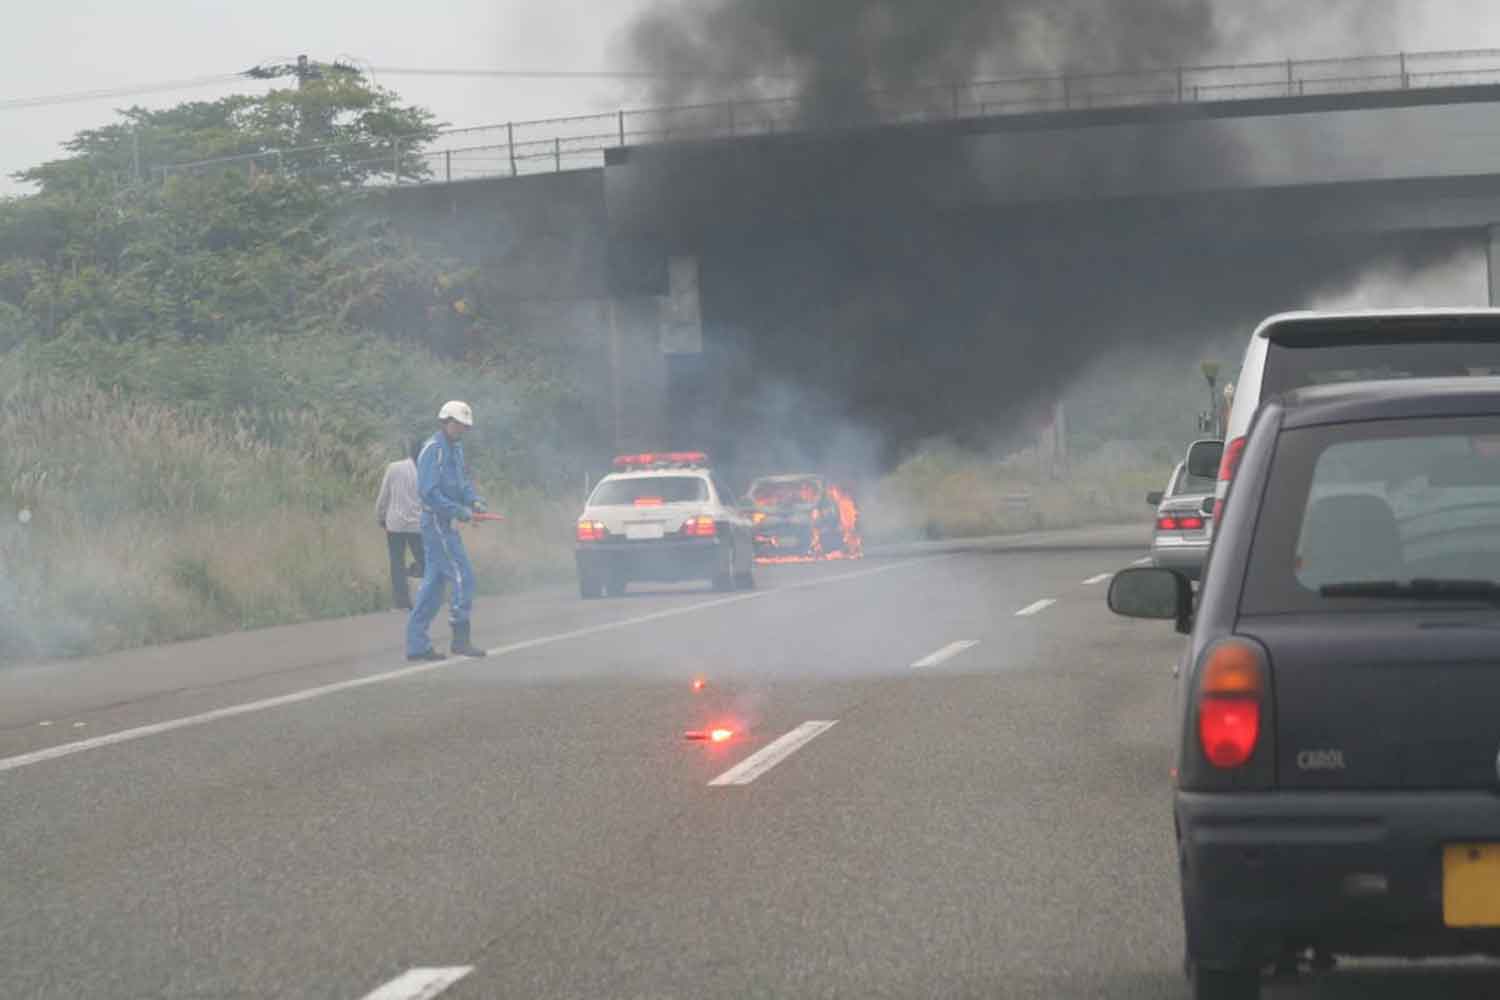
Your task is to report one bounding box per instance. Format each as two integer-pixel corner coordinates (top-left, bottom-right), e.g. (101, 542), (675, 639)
(508, 122), (516, 176)
(1176, 66), (1185, 102)
(445, 149), (452, 183)
(1400, 51), (1409, 88)
(554, 136), (561, 172)
(1286, 58), (1295, 97)
(618, 109), (626, 146)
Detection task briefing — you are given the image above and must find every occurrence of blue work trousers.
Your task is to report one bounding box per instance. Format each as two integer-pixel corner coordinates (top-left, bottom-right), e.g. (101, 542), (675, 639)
(405, 513), (474, 656)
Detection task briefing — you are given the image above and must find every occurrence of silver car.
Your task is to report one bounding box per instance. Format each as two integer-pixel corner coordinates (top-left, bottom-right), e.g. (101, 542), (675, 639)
(1148, 442), (1221, 580)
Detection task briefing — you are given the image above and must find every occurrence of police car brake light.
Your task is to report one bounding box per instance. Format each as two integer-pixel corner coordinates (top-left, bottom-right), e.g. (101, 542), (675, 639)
(681, 516), (717, 538)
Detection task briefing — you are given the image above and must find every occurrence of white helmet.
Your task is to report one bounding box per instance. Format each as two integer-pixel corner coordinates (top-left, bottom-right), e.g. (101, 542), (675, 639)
(438, 400), (474, 427)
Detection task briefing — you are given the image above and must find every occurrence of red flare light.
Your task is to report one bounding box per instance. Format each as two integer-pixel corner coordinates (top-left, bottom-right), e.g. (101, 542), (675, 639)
(691, 678), (707, 693)
(683, 726), (737, 743)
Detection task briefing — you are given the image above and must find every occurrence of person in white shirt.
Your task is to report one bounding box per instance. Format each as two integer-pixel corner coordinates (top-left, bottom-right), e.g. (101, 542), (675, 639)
(376, 438), (425, 610)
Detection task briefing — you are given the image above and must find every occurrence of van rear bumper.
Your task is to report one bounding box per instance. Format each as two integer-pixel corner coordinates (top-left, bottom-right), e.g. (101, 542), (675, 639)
(1176, 789), (1500, 967)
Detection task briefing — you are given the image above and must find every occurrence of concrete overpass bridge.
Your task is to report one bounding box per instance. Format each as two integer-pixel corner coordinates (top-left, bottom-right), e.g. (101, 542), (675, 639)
(176, 49), (1500, 460)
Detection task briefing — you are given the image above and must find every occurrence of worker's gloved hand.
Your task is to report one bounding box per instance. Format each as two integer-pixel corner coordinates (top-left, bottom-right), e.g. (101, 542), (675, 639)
(472, 499), (488, 515)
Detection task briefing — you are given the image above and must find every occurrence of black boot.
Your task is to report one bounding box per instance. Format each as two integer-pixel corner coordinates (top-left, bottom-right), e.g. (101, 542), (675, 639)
(451, 622), (487, 658)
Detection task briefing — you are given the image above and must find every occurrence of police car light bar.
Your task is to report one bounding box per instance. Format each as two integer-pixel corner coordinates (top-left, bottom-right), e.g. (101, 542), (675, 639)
(613, 451), (709, 469)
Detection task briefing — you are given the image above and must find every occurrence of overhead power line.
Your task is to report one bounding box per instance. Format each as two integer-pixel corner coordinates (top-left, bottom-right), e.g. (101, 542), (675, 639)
(368, 65), (798, 82)
(0, 61), (795, 113)
(0, 73), (255, 112)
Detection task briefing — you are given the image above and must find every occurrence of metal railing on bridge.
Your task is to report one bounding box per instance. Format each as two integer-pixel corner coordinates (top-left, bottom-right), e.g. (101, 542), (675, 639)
(157, 48), (1500, 188)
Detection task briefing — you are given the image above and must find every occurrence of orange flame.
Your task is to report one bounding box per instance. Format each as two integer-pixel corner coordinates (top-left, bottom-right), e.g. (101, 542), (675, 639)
(755, 484), (863, 564)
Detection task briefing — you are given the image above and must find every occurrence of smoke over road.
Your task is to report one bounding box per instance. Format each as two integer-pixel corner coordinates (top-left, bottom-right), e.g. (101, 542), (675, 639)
(613, 0), (1476, 477)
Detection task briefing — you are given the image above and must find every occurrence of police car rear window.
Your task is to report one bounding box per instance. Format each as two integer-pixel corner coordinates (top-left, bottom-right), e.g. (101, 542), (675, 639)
(591, 476), (708, 505)
(1262, 339), (1500, 400)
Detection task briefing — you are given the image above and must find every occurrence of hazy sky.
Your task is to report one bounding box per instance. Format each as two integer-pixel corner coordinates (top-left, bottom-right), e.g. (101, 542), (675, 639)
(2, 0), (1498, 194)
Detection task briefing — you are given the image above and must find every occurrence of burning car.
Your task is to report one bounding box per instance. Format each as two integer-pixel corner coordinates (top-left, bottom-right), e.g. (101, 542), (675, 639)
(745, 474), (863, 562)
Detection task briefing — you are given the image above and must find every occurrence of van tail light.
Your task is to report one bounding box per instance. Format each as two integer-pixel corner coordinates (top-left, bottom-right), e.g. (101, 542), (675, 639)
(1213, 436), (1248, 523)
(1196, 639), (1268, 769)
(1157, 516), (1180, 531)
(576, 520), (607, 542)
(1218, 436), (1247, 483)
(1178, 515), (1204, 531)
(681, 516), (718, 538)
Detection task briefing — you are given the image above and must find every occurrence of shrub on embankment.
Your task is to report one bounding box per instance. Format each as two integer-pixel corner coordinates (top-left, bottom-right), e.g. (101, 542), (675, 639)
(861, 441), (1164, 543)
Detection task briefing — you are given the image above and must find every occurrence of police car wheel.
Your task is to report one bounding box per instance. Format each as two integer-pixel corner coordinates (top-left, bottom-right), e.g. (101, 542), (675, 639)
(606, 569), (629, 597)
(579, 574), (604, 600)
(713, 549), (736, 592)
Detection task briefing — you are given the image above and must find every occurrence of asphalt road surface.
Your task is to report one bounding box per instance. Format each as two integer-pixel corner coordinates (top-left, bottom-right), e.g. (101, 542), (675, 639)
(3, 526), (1498, 999)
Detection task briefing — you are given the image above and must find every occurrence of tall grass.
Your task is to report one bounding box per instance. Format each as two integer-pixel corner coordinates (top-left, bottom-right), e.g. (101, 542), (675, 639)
(863, 442), (1163, 543)
(0, 368), (573, 664)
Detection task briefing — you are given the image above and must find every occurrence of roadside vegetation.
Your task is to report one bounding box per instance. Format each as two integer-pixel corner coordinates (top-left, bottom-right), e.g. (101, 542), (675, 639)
(0, 66), (592, 663)
(864, 441), (1167, 543)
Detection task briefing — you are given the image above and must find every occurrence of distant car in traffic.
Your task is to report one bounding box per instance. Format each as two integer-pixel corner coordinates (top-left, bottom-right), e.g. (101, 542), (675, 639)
(1111, 376), (1500, 999)
(745, 474), (862, 560)
(1207, 310), (1500, 532)
(1149, 439), (1221, 580)
(575, 452), (754, 598)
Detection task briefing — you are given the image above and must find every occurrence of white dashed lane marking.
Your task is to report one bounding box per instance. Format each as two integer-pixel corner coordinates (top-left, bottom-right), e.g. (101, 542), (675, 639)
(359, 967), (472, 1000)
(709, 721), (839, 786)
(1015, 598), (1056, 617)
(1082, 573), (1112, 585)
(910, 640), (980, 670)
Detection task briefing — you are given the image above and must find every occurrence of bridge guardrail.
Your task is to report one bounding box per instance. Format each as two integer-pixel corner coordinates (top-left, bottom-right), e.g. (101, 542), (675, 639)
(158, 48), (1500, 187)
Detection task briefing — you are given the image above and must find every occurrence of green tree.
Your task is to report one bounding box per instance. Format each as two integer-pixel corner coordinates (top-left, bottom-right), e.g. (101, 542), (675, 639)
(0, 66), (479, 347)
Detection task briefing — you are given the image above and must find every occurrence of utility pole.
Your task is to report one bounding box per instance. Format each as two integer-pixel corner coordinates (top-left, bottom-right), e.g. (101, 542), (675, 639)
(1200, 361), (1222, 437)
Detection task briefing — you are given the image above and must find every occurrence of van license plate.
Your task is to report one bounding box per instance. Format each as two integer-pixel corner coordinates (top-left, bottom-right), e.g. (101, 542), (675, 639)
(1443, 844), (1500, 926)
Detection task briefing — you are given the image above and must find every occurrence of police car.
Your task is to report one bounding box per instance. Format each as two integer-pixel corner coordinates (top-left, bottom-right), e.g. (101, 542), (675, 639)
(575, 453), (756, 598)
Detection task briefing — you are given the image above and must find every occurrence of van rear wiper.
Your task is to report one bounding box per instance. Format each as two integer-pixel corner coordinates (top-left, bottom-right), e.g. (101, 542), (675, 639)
(1320, 578), (1500, 603)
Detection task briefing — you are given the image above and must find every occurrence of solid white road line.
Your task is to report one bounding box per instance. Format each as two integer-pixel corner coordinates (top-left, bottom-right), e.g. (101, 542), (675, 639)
(0, 557), (944, 776)
(1015, 598), (1056, 617)
(1082, 573), (1112, 585)
(910, 640), (980, 669)
(1132, 557), (1152, 567)
(709, 720), (839, 786)
(360, 967), (473, 1000)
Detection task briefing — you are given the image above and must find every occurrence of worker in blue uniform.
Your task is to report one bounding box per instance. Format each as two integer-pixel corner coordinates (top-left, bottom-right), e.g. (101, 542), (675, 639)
(406, 400), (489, 661)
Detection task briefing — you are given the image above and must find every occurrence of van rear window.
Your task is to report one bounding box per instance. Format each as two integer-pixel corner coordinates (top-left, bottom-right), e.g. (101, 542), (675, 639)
(1241, 416), (1500, 614)
(1262, 339), (1500, 400)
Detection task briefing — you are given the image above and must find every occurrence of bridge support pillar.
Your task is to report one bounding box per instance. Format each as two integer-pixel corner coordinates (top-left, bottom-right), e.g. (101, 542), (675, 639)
(1488, 225), (1500, 307)
(605, 250), (705, 452)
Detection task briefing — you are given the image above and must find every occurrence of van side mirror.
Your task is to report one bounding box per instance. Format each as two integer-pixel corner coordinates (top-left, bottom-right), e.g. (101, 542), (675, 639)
(1147, 491), (1164, 507)
(1186, 440), (1224, 480)
(1108, 567), (1194, 634)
